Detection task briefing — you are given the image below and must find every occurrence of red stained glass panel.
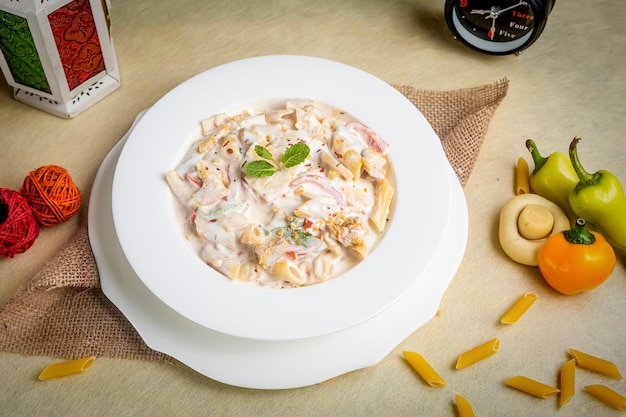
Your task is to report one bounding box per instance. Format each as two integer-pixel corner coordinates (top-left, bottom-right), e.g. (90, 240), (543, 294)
(48, 0), (105, 91)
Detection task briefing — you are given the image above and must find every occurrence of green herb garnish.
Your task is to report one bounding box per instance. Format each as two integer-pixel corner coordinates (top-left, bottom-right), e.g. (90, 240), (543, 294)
(254, 145), (274, 161)
(281, 142), (310, 168)
(245, 143), (310, 177)
(271, 216), (315, 247)
(293, 230), (314, 246)
(245, 160), (278, 177)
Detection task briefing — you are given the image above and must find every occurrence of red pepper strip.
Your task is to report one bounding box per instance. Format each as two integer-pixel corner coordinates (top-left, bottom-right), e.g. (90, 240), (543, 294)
(346, 121), (389, 155)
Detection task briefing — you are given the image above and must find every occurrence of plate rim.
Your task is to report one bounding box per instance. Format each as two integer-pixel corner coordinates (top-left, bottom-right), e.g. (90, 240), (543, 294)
(111, 55), (453, 341)
(89, 123), (468, 388)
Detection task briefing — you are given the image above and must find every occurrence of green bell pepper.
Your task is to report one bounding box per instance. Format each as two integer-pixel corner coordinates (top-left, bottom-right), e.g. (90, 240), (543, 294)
(525, 139), (578, 222)
(568, 136), (626, 254)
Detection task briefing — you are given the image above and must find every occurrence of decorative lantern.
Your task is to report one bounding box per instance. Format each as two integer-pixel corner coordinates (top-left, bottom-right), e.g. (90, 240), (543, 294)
(0, 0), (120, 118)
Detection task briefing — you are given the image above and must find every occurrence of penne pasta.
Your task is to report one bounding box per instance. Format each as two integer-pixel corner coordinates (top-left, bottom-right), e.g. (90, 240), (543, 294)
(454, 394), (475, 417)
(311, 254), (334, 281)
(456, 338), (500, 369)
(342, 149), (362, 179)
(273, 260), (306, 285)
(569, 348), (623, 379)
(505, 375), (560, 398)
(218, 135), (242, 161)
(559, 359), (576, 407)
(516, 157), (530, 195)
(198, 124), (228, 153)
(320, 150), (353, 180)
(38, 356), (96, 380)
(500, 293), (537, 324)
(584, 384), (626, 410)
(369, 178), (395, 234)
(402, 351), (447, 387)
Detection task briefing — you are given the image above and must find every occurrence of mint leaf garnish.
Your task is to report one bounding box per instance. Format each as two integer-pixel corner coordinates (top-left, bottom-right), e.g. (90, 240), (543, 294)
(245, 160), (278, 177)
(282, 143), (310, 168)
(254, 145), (274, 161)
(245, 143), (309, 178)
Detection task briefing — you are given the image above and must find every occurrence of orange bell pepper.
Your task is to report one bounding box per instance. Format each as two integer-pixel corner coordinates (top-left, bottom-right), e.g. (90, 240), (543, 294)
(537, 218), (616, 295)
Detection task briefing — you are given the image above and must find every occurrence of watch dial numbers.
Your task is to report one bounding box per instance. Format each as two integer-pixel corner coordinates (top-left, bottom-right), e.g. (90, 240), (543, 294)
(456, 0), (535, 42)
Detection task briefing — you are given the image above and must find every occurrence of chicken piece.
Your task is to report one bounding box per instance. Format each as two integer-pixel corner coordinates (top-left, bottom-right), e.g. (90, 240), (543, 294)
(326, 212), (368, 258)
(189, 160), (228, 206)
(254, 236), (289, 269)
(361, 148), (387, 179)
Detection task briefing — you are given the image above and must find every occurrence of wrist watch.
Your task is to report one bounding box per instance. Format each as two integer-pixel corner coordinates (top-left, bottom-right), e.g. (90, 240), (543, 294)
(444, 0), (555, 55)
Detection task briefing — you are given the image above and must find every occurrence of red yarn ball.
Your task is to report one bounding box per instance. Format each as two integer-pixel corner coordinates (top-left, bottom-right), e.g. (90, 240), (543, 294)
(0, 188), (40, 258)
(20, 165), (82, 226)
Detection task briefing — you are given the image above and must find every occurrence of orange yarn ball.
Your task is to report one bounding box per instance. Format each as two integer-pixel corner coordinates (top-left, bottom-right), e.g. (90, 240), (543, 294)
(20, 165), (82, 226)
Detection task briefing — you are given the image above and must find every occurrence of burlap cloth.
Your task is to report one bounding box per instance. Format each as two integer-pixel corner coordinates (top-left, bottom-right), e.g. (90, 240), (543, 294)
(0, 79), (509, 363)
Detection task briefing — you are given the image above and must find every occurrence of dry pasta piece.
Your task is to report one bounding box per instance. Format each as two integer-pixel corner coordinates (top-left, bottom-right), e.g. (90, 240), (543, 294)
(516, 157), (530, 195)
(38, 356), (96, 380)
(402, 351), (446, 387)
(454, 394), (475, 417)
(456, 338), (500, 369)
(505, 375), (560, 398)
(500, 293), (537, 324)
(559, 359), (576, 407)
(585, 384), (626, 410)
(569, 348), (623, 379)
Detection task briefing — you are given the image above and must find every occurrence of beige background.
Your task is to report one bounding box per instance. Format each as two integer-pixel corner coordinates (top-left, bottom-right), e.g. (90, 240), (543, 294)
(1, 0), (625, 415)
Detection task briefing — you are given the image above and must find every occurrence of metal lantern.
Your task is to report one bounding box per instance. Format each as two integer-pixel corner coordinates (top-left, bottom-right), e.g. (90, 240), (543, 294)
(0, 0), (120, 118)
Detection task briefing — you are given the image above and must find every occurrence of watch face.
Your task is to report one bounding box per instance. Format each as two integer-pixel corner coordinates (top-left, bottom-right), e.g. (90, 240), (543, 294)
(448, 0), (541, 53)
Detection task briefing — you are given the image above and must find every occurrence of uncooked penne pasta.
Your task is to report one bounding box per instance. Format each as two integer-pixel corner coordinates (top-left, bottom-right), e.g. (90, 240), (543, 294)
(500, 293), (537, 324)
(454, 394), (475, 417)
(516, 157), (530, 195)
(559, 359), (576, 407)
(456, 338), (500, 369)
(569, 348), (623, 379)
(402, 351), (447, 387)
(38, 356), (96, 380)
(584, 384), (626, 410)
(505, 375), (560, 398)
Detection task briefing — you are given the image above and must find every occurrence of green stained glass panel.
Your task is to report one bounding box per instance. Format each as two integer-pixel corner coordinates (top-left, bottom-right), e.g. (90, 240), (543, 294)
(0, 10), (51, 94)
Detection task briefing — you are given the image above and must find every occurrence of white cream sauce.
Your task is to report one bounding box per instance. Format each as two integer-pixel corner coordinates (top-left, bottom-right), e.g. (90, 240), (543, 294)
(166, 99), (395, 288)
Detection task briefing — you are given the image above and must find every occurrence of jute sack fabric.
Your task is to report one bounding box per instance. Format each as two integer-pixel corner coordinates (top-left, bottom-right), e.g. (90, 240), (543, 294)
(0, 79), (509, 363)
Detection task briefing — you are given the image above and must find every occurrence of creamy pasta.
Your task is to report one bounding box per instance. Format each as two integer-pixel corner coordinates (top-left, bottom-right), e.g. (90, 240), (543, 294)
(166, 99), (395, 288)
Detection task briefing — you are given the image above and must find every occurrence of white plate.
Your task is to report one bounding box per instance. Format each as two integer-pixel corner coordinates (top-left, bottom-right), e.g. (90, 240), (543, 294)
(89, 116), (467, 389)
(111, 55), (452, 341)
